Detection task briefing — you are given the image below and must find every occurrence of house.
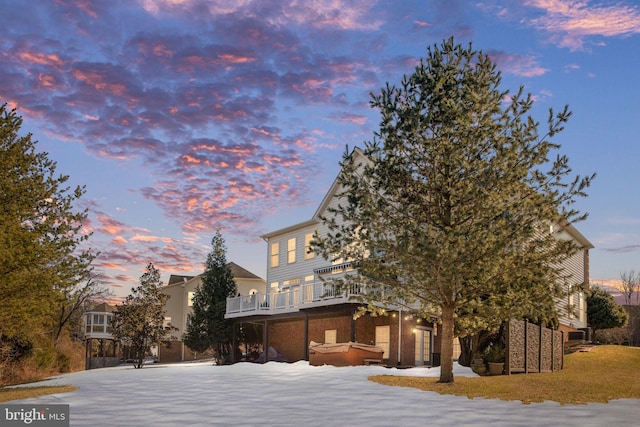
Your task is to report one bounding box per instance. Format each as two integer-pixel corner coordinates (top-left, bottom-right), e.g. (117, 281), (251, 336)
(160, 262), (266, 362)
(83, 302), (119, 369)
(225, 149), (594, 367)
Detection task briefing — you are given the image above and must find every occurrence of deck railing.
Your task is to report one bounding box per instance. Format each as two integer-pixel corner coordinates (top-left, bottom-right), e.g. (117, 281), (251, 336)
(225, 282), (365, 318)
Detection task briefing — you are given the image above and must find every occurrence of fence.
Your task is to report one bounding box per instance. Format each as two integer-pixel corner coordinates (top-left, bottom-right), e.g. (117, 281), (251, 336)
(506, 319), (564, 374)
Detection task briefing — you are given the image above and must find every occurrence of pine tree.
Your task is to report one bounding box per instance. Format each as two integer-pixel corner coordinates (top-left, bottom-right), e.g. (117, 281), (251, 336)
(313, 38), (594, 383)
(0, 104), (93, 365)
(184, 231), (237, 363)
(111, 263), (169, 369)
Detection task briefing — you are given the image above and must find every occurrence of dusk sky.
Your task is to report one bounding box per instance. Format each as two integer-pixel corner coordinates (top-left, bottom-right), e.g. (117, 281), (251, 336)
(2, 0), (639, 300)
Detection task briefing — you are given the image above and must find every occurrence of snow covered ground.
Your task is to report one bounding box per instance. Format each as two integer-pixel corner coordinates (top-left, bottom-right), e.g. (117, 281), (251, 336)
(12, 361), (639, 426)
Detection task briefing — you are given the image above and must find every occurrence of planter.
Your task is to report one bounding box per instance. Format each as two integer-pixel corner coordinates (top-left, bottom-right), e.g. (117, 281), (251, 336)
(471, 358), (487, 375)
(472, 364), (487, 375)
(488, 362), (504, 375)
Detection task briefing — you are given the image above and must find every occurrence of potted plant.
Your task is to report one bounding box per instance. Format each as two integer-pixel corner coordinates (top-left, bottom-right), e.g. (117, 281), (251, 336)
(483, 342), (505, 375)
(470, 352), (487, 375)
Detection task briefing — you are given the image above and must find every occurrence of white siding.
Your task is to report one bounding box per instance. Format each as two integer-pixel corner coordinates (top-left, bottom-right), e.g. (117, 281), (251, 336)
(264, 190), (348, 290)
(554, 228), (589, 329)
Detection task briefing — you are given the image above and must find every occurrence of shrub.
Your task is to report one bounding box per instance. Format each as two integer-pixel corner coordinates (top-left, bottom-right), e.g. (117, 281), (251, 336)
(483, 342), (505, 363)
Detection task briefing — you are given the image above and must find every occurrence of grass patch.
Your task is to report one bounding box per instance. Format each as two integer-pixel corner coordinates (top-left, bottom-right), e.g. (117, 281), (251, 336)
(0, 385), (76, 402)
(370, 345), (640, 405)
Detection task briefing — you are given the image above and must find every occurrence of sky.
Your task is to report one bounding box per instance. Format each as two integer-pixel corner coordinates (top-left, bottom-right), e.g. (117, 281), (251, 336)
(10, 360), (640, 426)
(2, 0), (640, 301)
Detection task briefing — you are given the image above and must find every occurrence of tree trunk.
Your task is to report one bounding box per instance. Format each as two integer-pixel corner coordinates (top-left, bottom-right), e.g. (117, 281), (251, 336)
(439, 305), (455, 383)
(458, 336), (473, 367)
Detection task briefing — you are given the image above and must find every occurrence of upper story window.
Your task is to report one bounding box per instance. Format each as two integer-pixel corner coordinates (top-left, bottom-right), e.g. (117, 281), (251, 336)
(271, 242), (280, 268)
(287, 238), (296, 264)
(85, 313), (113, 334)
(304, 233), (315, 260)
(282, 278), (300, 287)
(188, 291), (195, 307)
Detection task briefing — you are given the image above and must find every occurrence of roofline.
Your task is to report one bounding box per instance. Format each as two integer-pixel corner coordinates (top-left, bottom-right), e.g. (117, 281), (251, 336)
(261, 218), (319, 241)
(312, 147), (366, 220)
(261, 147), (366, 241)
(562, 221), (594, 249)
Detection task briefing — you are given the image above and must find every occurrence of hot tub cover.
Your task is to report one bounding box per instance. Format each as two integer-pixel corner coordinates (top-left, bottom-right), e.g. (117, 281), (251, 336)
(308, 341), (384, 354)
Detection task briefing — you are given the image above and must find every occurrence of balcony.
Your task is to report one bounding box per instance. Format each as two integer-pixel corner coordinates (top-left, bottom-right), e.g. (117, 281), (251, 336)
(225, 281), (365, 319)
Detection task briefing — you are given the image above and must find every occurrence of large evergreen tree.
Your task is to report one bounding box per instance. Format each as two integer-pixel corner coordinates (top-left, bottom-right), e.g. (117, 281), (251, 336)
(587, 287), (628, 341)
(0, 104), (93, 365)
(313, 39), (593, 383)
(111, 263), (169, 369)
(184, 231), (237, 363)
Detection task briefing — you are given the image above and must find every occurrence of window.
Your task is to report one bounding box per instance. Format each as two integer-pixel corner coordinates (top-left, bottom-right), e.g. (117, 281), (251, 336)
(287, 238), (296, 263)
(304, 233), (315, 259)
(325, 329), (337, 344)
(188, 291), (195, 307)
(92, 314), (105, 333)
(452, 337), (461, 361)
(271, 242), (279, 267)
(568, 292), (575, 319)
(375, 326), (390, 359)
(304, 275), (314, 282)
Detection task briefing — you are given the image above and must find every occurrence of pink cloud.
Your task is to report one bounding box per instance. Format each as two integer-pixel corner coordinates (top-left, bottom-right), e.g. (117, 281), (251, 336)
(113, 236), (128, 245)
(97, 214), (127, 235)
(488, 50), (549, 77)
(524, 0), (640, 50)
(132, 235), (160, 243)
(329, 113), (368, 125)
(17, 51), (64, 68)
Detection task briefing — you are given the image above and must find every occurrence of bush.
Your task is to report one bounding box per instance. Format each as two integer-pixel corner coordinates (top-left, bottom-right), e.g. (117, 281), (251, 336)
(483, 342), (505, 363)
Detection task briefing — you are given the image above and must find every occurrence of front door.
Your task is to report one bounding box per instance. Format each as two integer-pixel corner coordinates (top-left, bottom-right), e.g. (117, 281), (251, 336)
(414, 327), (432, 366)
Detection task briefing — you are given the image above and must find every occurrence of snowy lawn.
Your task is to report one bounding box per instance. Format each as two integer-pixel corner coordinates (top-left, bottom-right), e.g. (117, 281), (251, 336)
(12, 361), (639, 426)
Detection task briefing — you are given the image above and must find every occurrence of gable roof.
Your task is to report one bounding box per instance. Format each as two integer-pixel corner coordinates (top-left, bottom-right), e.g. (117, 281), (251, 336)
(228, 262), (263, 280)
(87, 302), (115, 313)
(167, 275), (196, 286)
(165, 263), (263, 288)
(261, 147), (366, 241)
(312, 147), (366, 220)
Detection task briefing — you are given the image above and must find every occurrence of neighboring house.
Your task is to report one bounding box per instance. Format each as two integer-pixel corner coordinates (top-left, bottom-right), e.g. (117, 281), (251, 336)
(83, 303), (119, 369)
(225, 149), (593, 367)
(160, 262), (266, 362)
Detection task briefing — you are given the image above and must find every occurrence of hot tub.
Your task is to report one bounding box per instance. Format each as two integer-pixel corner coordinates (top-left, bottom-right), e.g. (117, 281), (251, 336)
(308, 341), (384, 366)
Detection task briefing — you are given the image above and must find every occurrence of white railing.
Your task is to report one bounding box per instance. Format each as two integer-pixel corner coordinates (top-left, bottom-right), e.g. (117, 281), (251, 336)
(225, 282), (365, 318)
